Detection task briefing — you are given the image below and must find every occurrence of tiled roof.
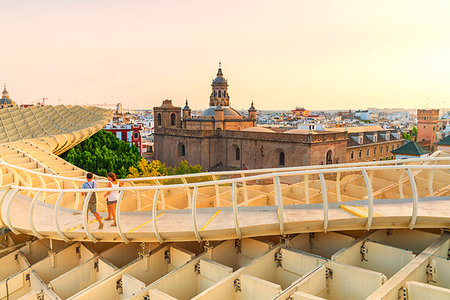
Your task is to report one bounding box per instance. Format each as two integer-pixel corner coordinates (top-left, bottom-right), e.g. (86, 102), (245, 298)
(391, 140), (429, 156)
(437, 135), (450, 146)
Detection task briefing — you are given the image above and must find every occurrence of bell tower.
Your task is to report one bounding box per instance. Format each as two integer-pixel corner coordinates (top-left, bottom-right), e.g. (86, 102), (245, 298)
(209, 62), (230, 107)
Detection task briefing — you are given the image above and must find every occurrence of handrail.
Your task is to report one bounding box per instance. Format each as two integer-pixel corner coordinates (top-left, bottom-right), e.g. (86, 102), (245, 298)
(1, 156), (445, 185)
(8, 164), (450, 194)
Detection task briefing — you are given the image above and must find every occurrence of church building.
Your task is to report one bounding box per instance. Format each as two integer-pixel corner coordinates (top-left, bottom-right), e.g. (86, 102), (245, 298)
(154, 65), (347, 170)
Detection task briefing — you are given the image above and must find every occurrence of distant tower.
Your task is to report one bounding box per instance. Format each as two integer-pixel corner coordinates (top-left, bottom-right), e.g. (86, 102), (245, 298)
(182, 99), (191, 119)
(209, 62), (230, 107)
(182, 99), (191, 129)
(248, 101), (257, 125)
(153, 100), (182, 133)
(214, 105), (224, 129)
(0, 84), (16, 109)
(116, 103), (123, 114)
(417, 109), (439, 151)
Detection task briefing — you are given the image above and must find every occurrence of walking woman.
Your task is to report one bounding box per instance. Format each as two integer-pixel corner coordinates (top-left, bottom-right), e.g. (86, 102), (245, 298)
(104, 172), (123, 226)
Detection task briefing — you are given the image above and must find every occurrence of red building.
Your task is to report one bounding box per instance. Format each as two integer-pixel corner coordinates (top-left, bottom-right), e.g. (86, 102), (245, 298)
(104, 123), (143, 155)
(416, 109), (439, 151)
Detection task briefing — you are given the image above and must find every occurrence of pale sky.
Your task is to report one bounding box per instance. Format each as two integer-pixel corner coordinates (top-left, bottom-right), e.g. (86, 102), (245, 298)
(1, 0), (450, 110)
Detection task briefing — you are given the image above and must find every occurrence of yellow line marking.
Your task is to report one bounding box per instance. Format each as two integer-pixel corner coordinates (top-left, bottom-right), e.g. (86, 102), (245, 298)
(128, 213), (165, 233)
(64, 217), (107, 233)
(200, 210), (221, 231)
(340, 205), (382, 218)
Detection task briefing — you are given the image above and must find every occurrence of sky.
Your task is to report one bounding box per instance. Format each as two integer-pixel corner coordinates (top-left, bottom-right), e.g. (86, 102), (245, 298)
(1, 0), (450, 110)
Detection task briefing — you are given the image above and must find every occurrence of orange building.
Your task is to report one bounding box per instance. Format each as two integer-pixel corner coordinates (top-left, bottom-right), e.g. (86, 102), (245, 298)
(416, 109), (439, 151)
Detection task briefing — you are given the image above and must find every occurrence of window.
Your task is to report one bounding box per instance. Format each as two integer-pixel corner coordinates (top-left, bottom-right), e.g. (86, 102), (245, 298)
(391, 145), (394, 151)
(380, 146), (383, 154)
(218, 90), (221, 97)
(373, 133), (377, 143)
(170, 113), (176, 126)
(373, 147), (376, 155)
(279, 152), (285, 166)
(358, 150), (362, 158)
(350, 151), (354, 160)
(326, 150), (332, 165)
(386, 145), (389, 152)
(157, 113), (162, 126)
(214, 91), (216, 97)
(133, 132), (139, 139)
(178, 143), (186, 157)
(366, 148), (370, 156)
(235, 147), (240, 160)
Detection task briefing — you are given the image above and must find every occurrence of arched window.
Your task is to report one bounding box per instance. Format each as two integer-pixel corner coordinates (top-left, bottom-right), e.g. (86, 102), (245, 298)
(279, 152), (285, 166)
(218, 90), (221, 97)
(358, 150), (362, 158)
(350, 151), (354, 160)
(170, 113), (176, 126)
(326, 150), (332, 165)
(178, 143), (186, 157)
(133, 132), (139, 139)
(157, 113), (162, 126)
(235, 147), (240, 160)
(366, 148), (370, 156)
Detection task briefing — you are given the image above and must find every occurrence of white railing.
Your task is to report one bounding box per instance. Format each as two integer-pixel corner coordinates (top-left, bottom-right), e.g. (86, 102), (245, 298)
(1, 163), (448, 244)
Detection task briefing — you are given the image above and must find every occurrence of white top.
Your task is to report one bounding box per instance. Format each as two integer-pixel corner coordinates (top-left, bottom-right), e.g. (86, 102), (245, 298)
(108, 181), (120, 202)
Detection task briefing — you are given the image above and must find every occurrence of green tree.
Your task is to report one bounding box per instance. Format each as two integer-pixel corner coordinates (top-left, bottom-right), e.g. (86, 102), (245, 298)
(61, 130), (141, 179)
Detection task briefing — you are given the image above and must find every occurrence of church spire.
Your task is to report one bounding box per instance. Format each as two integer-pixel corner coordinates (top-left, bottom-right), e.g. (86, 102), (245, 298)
(210, 63), (230, 107)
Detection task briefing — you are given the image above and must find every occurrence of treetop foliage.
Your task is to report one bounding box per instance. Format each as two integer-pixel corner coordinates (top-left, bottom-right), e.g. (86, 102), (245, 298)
(62, 130), (203, 179)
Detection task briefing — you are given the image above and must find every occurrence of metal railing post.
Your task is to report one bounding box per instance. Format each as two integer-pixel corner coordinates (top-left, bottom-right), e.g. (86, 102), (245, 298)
(28, 191), (44, 239)
(54, 192), (70, 242)
(212, 175), (220, 207)
(191, 186), (201, 242)
(115, 191), (129, 243)
(362, 170), (374, 230)
(232, 182), (242, 239)
(304, 174), (310, 204)
(152, 189), (164, 243)
(241, 173), (248, 206)
(336, 171), (341, 202)
(406, 168), (419, 229)
(5, 188), (20, 234)
(318, 173), (328, 233)
(274, 176), (285, 236)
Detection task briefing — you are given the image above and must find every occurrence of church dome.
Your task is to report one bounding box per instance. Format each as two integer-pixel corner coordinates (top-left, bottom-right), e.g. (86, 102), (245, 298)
(201, 106), (241, 117)
(241, 127), (275, 133)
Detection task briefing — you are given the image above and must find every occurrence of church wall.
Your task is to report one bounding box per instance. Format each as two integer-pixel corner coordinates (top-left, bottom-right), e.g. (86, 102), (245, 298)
(155, 129), (348, 171)
(310, 140), (347, 165)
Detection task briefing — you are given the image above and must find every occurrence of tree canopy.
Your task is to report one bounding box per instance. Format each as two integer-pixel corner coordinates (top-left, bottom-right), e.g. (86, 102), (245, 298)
(62, 130), (203, 179)
(62, 130), (141, 178)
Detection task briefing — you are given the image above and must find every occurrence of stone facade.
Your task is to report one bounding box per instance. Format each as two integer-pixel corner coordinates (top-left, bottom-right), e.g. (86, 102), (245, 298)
(154, 128), (347, 170)
(346, 130), (404, 162)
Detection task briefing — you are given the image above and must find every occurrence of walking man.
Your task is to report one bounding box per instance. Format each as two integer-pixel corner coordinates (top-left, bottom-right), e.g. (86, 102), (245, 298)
(81, 172), (103, 229)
